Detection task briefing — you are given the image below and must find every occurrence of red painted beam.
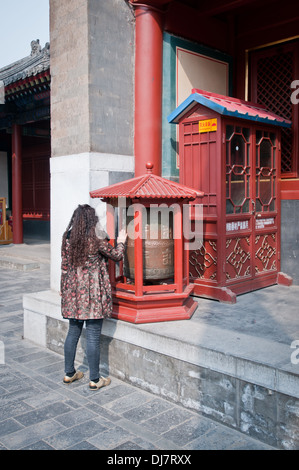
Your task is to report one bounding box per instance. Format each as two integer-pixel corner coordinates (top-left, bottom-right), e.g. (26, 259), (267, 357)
(133, 3), (164, 176)
(12, 123), (23, 244)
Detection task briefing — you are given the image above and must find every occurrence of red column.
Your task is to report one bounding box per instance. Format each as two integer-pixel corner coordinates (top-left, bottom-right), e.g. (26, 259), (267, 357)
(133, 3), (164, 176)
(134, 206), (143, 297)
(174, 204), (183, 293)
(12, 123), (23, 244)
(107, 203), (116, 284)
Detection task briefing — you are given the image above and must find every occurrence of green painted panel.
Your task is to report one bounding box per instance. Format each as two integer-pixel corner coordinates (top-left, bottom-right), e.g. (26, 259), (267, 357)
(162, 32), (233, 180)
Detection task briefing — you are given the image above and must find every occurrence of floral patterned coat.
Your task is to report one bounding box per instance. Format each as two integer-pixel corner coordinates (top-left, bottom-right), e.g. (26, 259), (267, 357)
(61, 234), (125, 320)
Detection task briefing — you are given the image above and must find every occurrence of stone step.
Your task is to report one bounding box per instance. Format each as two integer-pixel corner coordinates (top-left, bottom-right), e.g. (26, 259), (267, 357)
(23, 288), (299, 449)
(0, 256), (40, 271)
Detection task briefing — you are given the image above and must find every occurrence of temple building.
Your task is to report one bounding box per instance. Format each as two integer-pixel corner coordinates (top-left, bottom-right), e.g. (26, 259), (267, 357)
(0, 39), (51, 242)
(0, 0), (298, 285)
(1, 0), (299, 448)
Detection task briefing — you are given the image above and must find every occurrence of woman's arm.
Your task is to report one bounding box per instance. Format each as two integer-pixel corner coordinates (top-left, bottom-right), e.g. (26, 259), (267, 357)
(97, 239), (126, 261)
(60, 243), (69, 294)
(97, 230), (127, 261)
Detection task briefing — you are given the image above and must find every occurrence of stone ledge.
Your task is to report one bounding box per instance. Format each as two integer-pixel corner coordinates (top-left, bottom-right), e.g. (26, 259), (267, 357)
(22, 289), (299, 400)
(0, 256), (40, 271)
(22, 289), (299, 448)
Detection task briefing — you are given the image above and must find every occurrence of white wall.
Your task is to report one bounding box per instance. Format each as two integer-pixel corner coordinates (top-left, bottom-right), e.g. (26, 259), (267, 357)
(50, 152), (134, 291)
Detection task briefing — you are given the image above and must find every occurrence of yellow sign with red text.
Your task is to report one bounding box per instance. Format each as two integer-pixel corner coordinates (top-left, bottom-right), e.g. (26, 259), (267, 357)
(199, 118), (217, 133)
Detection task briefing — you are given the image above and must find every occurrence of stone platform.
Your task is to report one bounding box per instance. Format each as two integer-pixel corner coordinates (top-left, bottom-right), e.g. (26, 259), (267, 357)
(23, 281), (299, 449)
(2, 239), (298, 448)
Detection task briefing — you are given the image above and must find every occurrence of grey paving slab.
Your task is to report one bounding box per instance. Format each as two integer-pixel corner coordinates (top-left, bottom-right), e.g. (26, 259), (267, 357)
(122, 397), (174, 424)
(0, 244), (275, 450)
(0, 419), (66, 450)
(45, 419), (108, 450)
(0, 418), (24, 438)
(141, 406), (198, 435)
(0, 399), (34, 422)
(14, 401), (73, 427)
(87, 423), (137, 450)
(22, 440), (56, 450)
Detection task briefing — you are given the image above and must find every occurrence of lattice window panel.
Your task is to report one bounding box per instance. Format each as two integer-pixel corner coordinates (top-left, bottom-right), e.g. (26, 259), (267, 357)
(256, 51), (293, 174)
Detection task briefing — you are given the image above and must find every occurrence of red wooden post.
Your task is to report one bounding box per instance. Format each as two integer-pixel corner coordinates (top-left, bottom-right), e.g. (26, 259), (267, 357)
(134, 207), (143, 297)
(174, 204), (183, 293)
(12, 123), (23, 244)
(107, 203), (116, 284)
(183, 202), (190, 285)
(133, 3), (163, 176)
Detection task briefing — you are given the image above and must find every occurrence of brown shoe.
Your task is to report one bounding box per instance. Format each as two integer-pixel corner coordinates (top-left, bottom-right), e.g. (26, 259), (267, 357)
(63, 370), (84, 384)
(89, 376), (111, 390)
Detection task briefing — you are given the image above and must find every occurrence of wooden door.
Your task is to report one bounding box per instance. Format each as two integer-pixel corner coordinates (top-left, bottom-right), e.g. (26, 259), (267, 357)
(253, 128), (280, 284)
(225, 123), (280, 291)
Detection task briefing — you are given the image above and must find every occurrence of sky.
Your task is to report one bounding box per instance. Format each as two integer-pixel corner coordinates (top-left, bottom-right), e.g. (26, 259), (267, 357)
(0, 0), (50, 69)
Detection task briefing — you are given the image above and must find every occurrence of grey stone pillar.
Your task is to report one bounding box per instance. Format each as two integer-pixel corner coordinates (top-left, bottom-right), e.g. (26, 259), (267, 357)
(50, 0), (135, 290)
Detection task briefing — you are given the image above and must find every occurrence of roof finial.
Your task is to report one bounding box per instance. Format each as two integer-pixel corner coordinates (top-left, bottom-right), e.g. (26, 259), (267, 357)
(31, 39), (41, 56)
(146, 162), (154, 174)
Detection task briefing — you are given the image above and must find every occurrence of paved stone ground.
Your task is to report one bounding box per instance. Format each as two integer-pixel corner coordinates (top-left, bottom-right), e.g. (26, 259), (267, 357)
(0, 258), (274, 450)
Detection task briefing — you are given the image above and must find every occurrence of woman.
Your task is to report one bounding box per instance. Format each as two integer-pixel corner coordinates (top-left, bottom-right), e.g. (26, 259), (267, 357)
(60, 204), (126, 390)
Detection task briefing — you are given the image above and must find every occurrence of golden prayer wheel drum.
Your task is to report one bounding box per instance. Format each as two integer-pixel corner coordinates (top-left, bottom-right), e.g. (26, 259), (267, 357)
(124, 222), (174, 281)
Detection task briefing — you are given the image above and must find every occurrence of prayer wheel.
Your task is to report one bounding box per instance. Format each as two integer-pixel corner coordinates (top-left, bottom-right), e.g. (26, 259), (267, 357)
(90, 160), (203, 323)
(124, 219), (174, 281)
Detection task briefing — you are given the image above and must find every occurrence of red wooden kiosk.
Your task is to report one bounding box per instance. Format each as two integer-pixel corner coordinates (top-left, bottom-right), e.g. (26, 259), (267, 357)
(90, 162), (204, 323)
(168, 89), (292, 303)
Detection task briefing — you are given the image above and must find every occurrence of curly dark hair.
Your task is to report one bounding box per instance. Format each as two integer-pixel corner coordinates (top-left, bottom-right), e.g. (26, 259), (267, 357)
(62, 204), (99, 267)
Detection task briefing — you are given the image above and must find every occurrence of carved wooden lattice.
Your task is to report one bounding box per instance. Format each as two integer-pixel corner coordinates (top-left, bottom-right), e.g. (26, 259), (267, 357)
(255, 50), (293, 174)
(255, 234), (277, 273)
(189, 240), (217, 280)
(226, 237), (251, 280)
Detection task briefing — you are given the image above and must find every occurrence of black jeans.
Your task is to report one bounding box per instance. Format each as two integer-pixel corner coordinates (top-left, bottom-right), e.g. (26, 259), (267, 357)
(64, 318), (103, 382)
